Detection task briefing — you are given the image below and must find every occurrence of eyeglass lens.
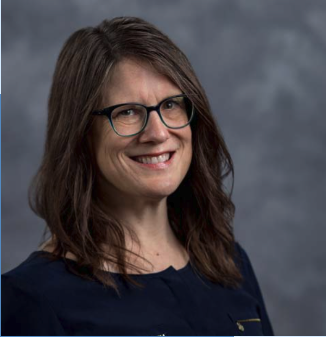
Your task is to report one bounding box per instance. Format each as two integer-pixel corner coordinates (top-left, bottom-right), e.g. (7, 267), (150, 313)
(110, 96), (193, 136)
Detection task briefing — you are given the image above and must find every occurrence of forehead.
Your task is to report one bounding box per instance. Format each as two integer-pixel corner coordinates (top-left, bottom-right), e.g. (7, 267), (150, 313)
(102, 58), (181, 106)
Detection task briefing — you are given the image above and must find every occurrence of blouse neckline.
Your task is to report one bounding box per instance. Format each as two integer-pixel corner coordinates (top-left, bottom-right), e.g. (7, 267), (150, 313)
(31, 250), (191, 279)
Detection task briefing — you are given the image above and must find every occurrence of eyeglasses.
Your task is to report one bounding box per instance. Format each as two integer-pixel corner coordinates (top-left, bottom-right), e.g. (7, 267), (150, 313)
(92, 94), (195, 137)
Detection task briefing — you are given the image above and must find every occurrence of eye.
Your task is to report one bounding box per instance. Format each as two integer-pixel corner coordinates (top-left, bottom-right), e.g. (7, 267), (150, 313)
(163, 99), (179, 110)
(119, 109), (136, 116)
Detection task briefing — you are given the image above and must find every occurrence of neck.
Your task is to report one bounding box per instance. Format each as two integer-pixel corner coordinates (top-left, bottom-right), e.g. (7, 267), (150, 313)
(98, 189), (188, 272)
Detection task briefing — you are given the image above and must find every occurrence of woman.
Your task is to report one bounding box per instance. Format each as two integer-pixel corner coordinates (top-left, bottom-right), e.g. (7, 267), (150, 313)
(2, 17), (274, 336)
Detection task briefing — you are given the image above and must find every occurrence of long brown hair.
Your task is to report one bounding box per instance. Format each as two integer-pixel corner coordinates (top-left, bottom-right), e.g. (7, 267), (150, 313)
(29, 16), (242, 296)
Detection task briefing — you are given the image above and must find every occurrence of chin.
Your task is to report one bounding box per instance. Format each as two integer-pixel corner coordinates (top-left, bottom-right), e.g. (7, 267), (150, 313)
(140, 181), (180, 199)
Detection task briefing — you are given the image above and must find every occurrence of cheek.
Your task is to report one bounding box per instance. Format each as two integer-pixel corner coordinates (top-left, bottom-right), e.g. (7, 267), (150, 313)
(176, 128), (192, 180)
(183, 128), (193, 164)
(97, 141), (122, 174)
(91, 124), (121, 175)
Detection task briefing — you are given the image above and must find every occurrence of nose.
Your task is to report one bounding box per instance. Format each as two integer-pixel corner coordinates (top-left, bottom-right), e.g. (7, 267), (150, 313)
(137, 109), (170, 143)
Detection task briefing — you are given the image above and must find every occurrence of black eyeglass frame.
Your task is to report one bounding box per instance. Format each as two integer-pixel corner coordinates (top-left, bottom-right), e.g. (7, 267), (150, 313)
(91, 94), (195, 137)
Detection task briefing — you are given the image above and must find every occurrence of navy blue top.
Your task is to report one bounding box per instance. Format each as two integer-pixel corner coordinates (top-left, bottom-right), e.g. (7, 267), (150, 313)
(1, 242), (274, 336)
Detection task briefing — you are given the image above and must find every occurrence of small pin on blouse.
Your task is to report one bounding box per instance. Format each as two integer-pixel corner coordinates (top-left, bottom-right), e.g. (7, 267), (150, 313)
(237, 322), (245, 331)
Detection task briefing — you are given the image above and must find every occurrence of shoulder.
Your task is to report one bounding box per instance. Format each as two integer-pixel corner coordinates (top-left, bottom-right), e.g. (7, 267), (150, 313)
(1, 251), (93, 314)
(233, 241), (256, 274)
(2, 251), (80, 292)
(1, 252), (69, 335)
(234, 240), (251, 270)
(233, 241), (261, 297)
(232, 241), (275, 335)
(233, 240), (250, 273)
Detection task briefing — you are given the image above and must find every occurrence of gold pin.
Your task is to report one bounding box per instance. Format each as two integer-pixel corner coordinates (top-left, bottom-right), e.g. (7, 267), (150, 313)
(236, 318), (261, 332)
(237, 322), (245, 331)
(237, 318), (261, 323)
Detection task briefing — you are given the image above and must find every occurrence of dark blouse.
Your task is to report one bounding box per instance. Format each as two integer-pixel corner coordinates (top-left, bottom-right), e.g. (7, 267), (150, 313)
(1, 242), (274, 336)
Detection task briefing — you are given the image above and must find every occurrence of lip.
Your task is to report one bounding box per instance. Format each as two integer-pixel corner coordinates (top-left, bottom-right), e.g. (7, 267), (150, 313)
(129, 151), (176, 170)
(130, 151), (175, 158)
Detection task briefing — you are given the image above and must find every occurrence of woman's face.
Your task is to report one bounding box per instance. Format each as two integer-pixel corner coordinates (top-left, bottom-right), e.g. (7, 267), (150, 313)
(90, 58), (192, 202)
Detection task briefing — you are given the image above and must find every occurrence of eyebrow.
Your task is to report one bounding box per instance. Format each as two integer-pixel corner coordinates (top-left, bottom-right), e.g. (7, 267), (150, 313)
(110, 93), (183, 107)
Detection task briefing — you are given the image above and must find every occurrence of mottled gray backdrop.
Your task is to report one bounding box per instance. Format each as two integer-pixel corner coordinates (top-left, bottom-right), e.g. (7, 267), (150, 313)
(2, 0), (326, 335)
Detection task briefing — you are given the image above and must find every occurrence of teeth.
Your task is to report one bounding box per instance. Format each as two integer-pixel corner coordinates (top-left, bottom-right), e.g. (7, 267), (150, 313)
(135, 153), (171, 164)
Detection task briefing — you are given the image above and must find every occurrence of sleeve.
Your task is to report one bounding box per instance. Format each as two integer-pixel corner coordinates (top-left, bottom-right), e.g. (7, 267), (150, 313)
(235, 242), (275, 336)
(1, 274), (66, 336)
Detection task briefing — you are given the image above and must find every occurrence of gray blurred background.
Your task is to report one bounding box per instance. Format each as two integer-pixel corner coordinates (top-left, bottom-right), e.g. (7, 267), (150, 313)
(2, 0), (326, 335)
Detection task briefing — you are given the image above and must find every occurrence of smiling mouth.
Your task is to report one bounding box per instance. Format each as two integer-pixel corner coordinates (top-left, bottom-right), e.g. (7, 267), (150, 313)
(129, 152), (175, 164)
